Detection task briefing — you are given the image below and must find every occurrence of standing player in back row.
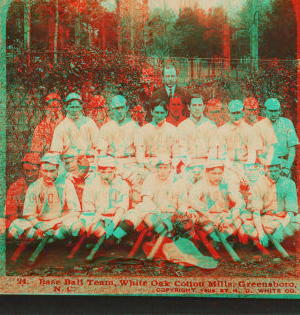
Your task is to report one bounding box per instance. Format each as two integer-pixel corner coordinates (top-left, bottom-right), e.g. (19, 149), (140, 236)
(243, 97), (277, 166)
(177, 94), (218, 169)
(264, 98), (299, 177)
(218, 100), (257, 194)
(50, 93), (99, 159)
(141, 99), (180, 172)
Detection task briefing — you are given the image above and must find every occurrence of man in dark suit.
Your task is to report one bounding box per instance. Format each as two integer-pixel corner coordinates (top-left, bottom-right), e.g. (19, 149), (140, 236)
(133, 64), (158, 122)
(152, 61), (190, 117)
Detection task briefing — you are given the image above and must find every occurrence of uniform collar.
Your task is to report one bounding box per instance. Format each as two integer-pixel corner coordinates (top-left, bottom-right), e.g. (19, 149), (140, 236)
(114, 116), (131, 126)
(166, 114), (186, 127)
(151, 119), (166, 127)
(189, 115), (207, 126)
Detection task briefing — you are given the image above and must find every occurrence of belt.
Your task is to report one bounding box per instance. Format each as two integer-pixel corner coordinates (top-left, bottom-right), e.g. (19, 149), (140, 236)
(109, 154), (135, 159)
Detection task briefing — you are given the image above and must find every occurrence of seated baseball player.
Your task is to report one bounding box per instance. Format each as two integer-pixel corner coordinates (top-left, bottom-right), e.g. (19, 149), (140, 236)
(243, 157), (300, 246)
(189, 159), (245, 245)
(4, 153), (41, 236)
(71, 156), (130, 241)
(112, 155), (177, 243)
(8, 153), (80, 242)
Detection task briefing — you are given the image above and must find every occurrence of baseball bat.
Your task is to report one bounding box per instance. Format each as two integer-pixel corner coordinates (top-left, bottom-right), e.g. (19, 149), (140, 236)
(267, 233), (290, 258)
(128, 228), (148, 258)
(215, 229), (241, 262)
(86, 233), (106, 262)
(253, 239), (270, 256)
(197, 230), (221, 260)
(27, 236), (51, 266)
(67, 233), (87, 259)
(147, 229), (167, 260)
(10, 242), (27, 264)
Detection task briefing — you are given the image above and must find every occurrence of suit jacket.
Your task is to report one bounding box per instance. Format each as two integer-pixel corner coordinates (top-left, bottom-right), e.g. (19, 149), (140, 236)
(152, 85), (190, 117)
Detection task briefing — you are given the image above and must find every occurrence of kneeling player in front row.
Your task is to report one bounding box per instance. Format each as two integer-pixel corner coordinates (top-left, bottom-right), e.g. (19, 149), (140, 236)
(8, 152), (81, 264)
(9, 153), (80, 242)
(189, 160), (246, 261)
(66, 156), (130, 260)
(241, 158), (300, 256)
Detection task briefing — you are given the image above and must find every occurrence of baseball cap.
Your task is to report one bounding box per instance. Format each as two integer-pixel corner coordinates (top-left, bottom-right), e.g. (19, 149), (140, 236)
(87, 95), (106, 109)
(22, 153), (41, 165)
(45, 93), (61, 103)
(228, 100), (244, 113)
(97, 156), (117, 168)
(206, 99), (222, 112)
(41, 152), (61, 165)
(186, 158), (206, 168)
(264, 98), (281, 110)
(111, 95), (127, 109)
(205, 159), (224, 170)
(65, 93), (82, 103)
(154, 155), (172, 166)
(243, 97), (259, 110)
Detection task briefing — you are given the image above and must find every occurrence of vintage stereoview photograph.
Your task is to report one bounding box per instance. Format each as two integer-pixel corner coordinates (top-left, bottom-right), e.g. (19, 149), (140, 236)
(1, 0), (300, 296)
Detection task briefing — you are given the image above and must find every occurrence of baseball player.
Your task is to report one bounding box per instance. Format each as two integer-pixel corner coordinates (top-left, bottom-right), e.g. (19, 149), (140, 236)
(177, 94), (219, 169)
(112, 156), (177, 243)
(50, 93), (99, 159)
(189, 159), (245, 244)
(243, 97), (277, 166)
(264, 98), (299, 177)
(218, 100), (258, 194)
(8, 153), (80, 241)
(245, 158), (300, 245)
(4, 153), (41, 235)
(70, 156), (130, 241)
(141, 99), (180, 172)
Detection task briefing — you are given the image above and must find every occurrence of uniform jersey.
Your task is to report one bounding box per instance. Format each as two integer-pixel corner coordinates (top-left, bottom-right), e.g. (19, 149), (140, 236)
(50, 115), (99, 156)
(218, 119), (257, 163)
(97, 118), (143, 162)
(82, 175), (129, 216)
(5, 177), (29, 218)
(141, 172), (177, 213)
(248, 175), (298, 215)
(66, 172), (96, 210)
(141, 119), (180, 165)
(171, 174), (195, 211)
(178, 116), (218, 163)
(189, 178), (231, 216)
(31, 116), (63, 156)
(251, 117), (277, 159)
(22, 177), (80, 221)
(271, 117), (299, 158)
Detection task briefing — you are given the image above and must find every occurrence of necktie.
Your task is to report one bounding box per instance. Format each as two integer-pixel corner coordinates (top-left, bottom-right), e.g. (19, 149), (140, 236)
(168, 87), (173, 97)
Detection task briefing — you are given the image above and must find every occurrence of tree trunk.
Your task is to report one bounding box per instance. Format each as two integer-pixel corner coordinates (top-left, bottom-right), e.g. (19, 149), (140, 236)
(251, 0), (258, 70)
(54, 0), (59, 63)
(116, 0), (122, 52)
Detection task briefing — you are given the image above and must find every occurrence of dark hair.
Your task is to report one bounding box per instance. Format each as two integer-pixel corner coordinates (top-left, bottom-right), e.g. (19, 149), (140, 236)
(169, 93), (183, 104)
(150, 99), (168, 112)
